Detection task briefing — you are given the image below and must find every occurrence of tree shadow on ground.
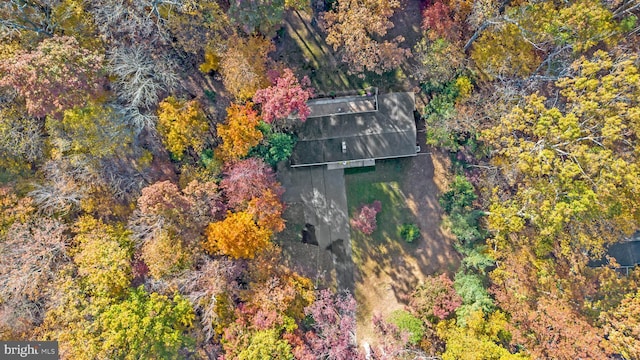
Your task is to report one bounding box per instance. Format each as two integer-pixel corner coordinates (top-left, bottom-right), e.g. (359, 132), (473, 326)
(273, 1), (425, 95)
(345, 156), (461, 342)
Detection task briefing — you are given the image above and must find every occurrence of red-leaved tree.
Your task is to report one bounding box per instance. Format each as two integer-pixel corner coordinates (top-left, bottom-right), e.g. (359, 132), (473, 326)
(220, 158), (283, 210)
(304, 289), (361, 360)
(410, 273), (462, 323)
(253, 68), (314, 124)
(370, 313), (412, 360)
(350, 200), (381, 235)
(422, 0), (460, 41)
(0, 36), (104, 118)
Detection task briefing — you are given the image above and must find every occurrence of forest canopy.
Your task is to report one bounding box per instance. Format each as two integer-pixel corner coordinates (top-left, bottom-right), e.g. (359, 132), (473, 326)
(0, 0), (639, 359)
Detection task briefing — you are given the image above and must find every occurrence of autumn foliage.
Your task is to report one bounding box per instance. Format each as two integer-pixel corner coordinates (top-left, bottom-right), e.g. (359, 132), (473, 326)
(220, 158), (283, 210)
(422, 0), (460, 41)
(304, 289), (360, 359)
(0, 217), (68, 332)
(133, 180), (224, 279)
(47, 103), (130, 159)
(322, 0), (411, 74)
(494, 282), (610, 359)
(1, 0), (638, 357)
(220, 158), (286, 234)
(216, 102), (263, 161)
(600, 290), (640, 359)
(253, 68), (314, 124)
(471, 23), (541, 80)
(137, 181), (191, 218)
(220, 35), (274, 100)
(410, 273), (462, 323)
(0, 36), (104, 118)
(247, 189), (286, 233)
(141, 231), (192, 279)
(157, 96), (210, 160)
(73, 216), (133, 298)
(436, 310), (527, 359)
(483, 51), (640, 259)
(204, 211), (271, 259)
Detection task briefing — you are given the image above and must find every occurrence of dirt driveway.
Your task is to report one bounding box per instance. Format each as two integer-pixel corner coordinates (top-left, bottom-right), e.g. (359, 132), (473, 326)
(345, 153), (461, 345)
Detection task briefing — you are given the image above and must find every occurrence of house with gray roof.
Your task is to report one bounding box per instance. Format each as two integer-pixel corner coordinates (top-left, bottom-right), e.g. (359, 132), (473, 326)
(290, 92), (418, 169)
(589, 231), (640, 275)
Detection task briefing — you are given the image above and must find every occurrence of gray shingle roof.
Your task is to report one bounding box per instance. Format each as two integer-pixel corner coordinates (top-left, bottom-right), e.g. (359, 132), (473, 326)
(589, 232), (640, 268)
(290, 92), (417, 167)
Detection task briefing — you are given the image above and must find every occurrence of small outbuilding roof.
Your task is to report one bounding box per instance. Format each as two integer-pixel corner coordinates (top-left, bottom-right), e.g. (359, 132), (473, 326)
(290, 92), (417, 167)
(606, 240), (640, 267)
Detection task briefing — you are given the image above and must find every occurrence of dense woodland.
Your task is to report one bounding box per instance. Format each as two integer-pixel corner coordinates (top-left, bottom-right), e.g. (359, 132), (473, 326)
(0, 0), (639, 359)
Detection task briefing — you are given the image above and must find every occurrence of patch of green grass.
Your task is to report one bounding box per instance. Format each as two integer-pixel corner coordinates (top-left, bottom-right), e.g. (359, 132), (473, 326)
(345, 158), (408, 181)
(347, 181), (414, 243)
(343, 166), (376, 176)
(345, 159), (417, 262)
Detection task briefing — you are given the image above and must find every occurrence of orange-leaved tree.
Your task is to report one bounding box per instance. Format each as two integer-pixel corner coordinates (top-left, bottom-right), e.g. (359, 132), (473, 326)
(204, 211), (271, 259)
(247, 189), (285, 233)
(215, 102), (263, 161)
(322, 0), (410, 74)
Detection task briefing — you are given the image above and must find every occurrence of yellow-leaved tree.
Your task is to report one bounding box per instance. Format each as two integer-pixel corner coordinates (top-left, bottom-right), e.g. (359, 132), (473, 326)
(46, 103), (131, 159)
(470, 23), (540, 80)
(436, 310), (529, 360)
(141, 230), (192, 280)
(73, 216), (133, 299)
(470, 0), (620, 80)
(219, 35), (273, 100)
(204, 211), (271, 259)
(482, 50), (640, 261)
(215, 102), (263, 161)
(157, 96), (210, 160)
